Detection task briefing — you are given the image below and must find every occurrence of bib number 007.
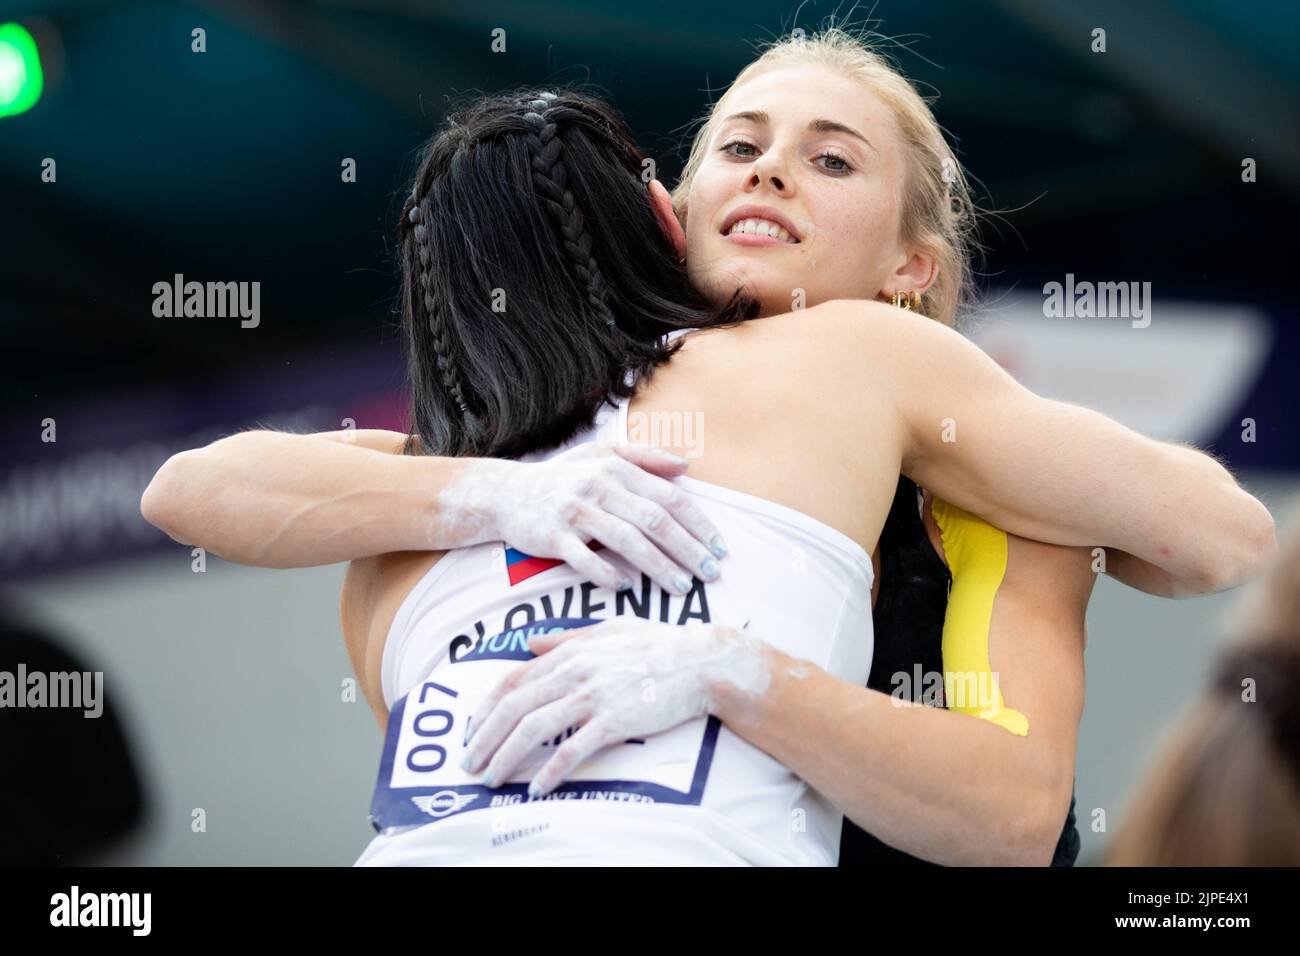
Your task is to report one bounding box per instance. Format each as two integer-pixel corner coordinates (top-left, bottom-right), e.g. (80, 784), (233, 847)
(405, 680), (459, 773)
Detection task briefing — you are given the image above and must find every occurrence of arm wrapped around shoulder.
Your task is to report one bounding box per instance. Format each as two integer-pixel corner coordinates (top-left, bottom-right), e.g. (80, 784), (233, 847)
(820, 299), (1277, 596)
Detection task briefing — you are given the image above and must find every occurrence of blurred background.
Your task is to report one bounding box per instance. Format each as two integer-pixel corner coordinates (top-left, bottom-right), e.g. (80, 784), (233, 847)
(1, 0), (1297, 865)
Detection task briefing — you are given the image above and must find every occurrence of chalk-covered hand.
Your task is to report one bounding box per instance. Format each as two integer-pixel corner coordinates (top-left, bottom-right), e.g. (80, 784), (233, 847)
(453, 444), (726, 596)
(459, 617), (770, 798)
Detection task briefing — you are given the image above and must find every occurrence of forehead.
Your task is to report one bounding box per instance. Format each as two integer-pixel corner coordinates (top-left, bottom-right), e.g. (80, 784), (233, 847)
(717, 62), (899, 144)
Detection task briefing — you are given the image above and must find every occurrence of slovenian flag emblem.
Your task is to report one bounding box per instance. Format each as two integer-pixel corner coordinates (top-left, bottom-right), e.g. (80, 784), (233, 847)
(505, 542), (606, 586)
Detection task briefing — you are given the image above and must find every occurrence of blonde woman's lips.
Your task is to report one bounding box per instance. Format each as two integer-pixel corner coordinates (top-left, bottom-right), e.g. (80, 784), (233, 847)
(720, 204), (803, 243)
(723, 229), (797, 247)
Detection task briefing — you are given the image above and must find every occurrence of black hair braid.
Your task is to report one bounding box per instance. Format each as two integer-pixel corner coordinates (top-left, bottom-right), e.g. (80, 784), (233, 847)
(521, 94), (619, 330)
(407, 192), (474, 419)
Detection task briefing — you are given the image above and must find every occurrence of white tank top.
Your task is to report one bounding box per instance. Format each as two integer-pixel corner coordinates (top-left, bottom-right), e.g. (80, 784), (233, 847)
(354, 329), (874, 866)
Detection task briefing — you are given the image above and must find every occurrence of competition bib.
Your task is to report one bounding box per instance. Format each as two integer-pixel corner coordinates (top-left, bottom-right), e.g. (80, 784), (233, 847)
(369, 617), (721, 832)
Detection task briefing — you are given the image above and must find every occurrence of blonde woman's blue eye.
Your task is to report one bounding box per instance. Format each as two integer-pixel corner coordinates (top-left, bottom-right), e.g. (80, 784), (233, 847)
(721, 140), (758, 158)
(816, 151), (852, 173)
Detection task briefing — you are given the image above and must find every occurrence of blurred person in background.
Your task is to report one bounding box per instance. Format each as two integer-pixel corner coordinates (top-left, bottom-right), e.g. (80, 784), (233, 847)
(1107, 508), (1300, 866)
(0, 604), (148, 865)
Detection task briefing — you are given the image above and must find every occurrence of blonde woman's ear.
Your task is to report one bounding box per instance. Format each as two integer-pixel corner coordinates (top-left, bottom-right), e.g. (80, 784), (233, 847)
(895, 249), (939, 296)
(648, 179), (688, 263)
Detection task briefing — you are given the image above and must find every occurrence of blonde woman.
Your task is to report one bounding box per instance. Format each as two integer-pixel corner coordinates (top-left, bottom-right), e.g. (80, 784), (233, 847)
(143, 30), (1273, 865)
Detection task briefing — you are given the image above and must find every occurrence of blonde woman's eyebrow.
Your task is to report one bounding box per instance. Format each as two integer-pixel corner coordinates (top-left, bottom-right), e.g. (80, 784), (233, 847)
(718, 110), (876, 154)
(720, 110), (769, 127)
(808, 118), (876, 154)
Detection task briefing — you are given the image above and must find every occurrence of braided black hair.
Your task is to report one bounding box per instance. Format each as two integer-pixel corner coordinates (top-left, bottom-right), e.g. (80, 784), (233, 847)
(396, 88), (755, 459)
(520, 93), (617, 331)
(407, 194), (473, 419)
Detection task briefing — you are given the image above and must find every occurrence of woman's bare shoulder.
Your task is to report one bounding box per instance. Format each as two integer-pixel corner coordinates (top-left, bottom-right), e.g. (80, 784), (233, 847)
(686, 299), (923, 390)
(718, 298), (924, 354)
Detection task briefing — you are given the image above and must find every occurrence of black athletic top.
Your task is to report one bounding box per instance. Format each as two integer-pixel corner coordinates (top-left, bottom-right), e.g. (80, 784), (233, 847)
(837, 477), (1081, 866)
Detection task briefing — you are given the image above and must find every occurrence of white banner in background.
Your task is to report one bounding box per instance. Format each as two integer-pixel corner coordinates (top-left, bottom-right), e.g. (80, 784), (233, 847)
(966, 294), (1274, 442)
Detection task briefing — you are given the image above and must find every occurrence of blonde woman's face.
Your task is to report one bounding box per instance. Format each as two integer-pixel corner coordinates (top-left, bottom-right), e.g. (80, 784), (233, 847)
(684, 64), (913, 316)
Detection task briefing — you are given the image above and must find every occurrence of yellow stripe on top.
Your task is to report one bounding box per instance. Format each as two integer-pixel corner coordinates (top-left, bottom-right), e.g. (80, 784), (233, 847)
(930, 498), (1030, 736)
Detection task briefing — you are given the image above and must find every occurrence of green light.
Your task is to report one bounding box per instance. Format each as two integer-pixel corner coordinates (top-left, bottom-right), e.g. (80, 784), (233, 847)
(0, 23), (43, 118)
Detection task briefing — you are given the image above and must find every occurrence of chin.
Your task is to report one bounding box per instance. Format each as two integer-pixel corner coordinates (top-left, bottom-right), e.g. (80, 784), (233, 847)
(692, 258), (805, 316)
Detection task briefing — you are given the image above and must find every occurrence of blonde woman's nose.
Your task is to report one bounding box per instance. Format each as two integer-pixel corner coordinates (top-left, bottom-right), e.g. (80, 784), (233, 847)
(745, 152), (794, 196)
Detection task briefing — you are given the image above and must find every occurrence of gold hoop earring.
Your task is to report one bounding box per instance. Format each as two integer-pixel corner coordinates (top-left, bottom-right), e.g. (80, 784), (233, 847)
(889, 290), (922, 311)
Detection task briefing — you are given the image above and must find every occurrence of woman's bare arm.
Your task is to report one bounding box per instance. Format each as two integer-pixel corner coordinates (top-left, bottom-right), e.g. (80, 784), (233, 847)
(1099, 547), (1209, 597)
(141, 429), (466, 567)
(139, 428), (730, 593)
(714, 529), (1091, 865)
(819, 300), (1276, 595)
